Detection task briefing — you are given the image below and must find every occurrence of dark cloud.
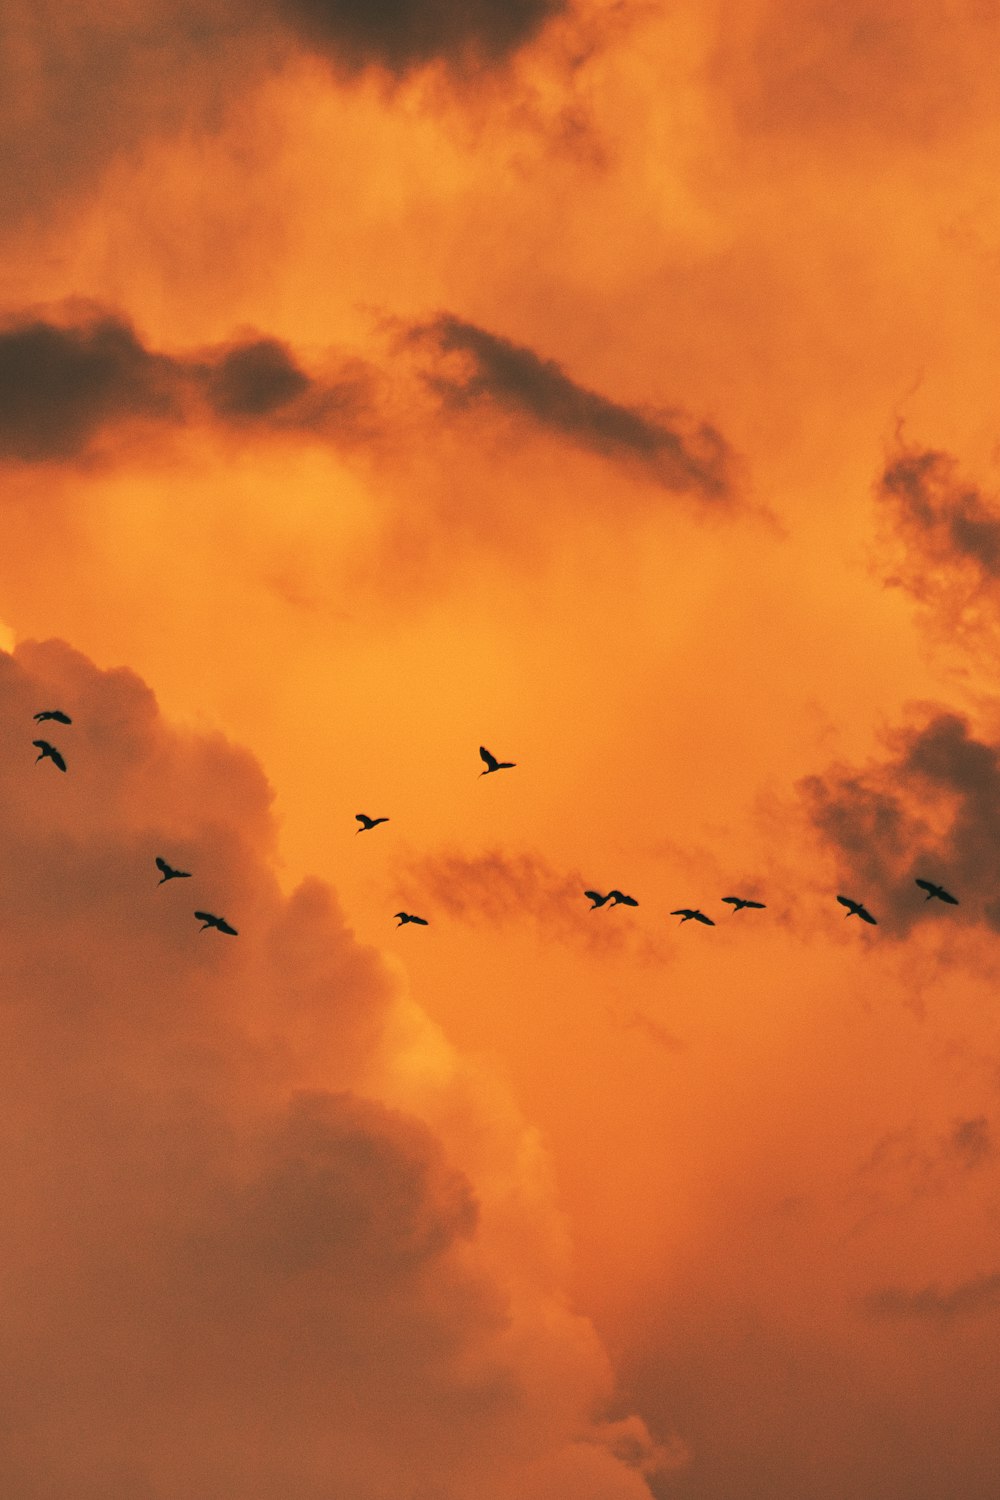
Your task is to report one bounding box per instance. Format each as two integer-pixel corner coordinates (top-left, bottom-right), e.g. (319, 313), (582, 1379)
(411, 314), (735, 500)
(401, 847), (641, 955)
(864, 1271), (1000, 1321)
(206, 336), (312, 417)
(0, 307), (366, 462)
(273, 0), (566, 74)
(878, 448), (1000, 654)
(0, 313), (178, 461)
(800, 710), (1000, 935)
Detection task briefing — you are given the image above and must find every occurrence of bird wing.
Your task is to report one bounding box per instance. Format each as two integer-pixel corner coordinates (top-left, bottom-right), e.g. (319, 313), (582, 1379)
(671, 909), (693, 918)
(411, 916), (429, 925)
(939, 889), (959, 904)
(32, 740), (50, 753)
(355, 814), (371, 827)
(584, 890), (605, 903)
(745, 900), (766, 909)
(217, 919), (238, 935)
(156, 857), (172, 876)
(51, 710), (71, 724)
(194, 911), (218, 924)
(50, 748), (66, 772)
(620, 895), (638, 906)
(836, 895), (856, 910)
(694, 912), (715, 925)
(479, 746), (499, 771)
(857, 906), (878, 925)
(915, 879), (934, 894)
(721, 896), (740, 906)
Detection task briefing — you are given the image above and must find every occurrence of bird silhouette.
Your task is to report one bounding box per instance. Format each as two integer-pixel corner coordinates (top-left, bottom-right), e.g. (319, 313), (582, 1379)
(156, 856), (191, 884)
(837, 895), (877, 925)
(394, 912), (428, 926)
(355, 814), (389, 832)
(33, 740), (66, 772)
(584, 890), (613, 909)
(480, 746), (515, 775)
(672, 908), (715, 925)
(915, 878), (959, 905)
(722, 896), (766, 912)
(607, 890), (639, 907)
(195, 911), (238, 935)
(33, 710), (71, 725)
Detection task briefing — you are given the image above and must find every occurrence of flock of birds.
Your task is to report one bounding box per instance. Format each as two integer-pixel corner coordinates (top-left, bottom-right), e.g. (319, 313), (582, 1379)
(33, 729), (963, 936)
(31, 709), (239, 936)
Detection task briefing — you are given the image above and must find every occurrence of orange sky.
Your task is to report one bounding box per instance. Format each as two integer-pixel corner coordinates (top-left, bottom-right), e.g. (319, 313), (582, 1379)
(3, 2), (1000, 1496)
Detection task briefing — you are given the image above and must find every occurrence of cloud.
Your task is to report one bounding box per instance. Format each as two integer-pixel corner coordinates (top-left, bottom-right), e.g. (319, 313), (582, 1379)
(800, 709), (1000, 935)
(864, 1271), (1000, 1321)
(0, 635), (664, 1500)
(0, 307), (369, 462)
(400, 847), (645, 955)
(410, 314), (736, 500)
(714, 0), (1000, 144)
(271, 0), (567, 76)
(877, 446), (1000, 656)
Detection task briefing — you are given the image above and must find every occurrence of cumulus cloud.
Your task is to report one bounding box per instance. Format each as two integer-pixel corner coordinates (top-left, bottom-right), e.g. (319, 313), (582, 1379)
(800, 709), (1000, 935)
(409, 314), (736, 501)
(0, 636), (665, 1500)
(0, 307), (368, 462)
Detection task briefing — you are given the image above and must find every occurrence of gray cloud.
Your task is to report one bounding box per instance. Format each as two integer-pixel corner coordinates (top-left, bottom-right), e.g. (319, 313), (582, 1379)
(800, 710), (1000, 935)
(272, 0), (566, 76)
(864, 1271), (1000, 1321)
(0, 307), (367, 462)
(411, 314), (735, 500)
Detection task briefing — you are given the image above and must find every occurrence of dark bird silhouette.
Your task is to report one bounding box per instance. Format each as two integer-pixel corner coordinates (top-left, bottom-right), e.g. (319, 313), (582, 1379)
(584, 890), (613, 909)
(33, 709), (71, 725)
(915, 878), (959, 905)
(480, 746), (515, 775)
(394, 912), (428, 926)
(355, 814), (389, 832)
(156, 856), (191, 884)
(195, 910), (238, 935)
(33, 740), (66, 772)
(607, 890), (639, 907)
(837, 895), (877, 925)
(722, 896), (766, 912)
(672, 908), (715, 925)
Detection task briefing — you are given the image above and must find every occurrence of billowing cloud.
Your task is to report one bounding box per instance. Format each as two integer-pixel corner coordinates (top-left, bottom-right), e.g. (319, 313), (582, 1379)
(272, 0), (567, 76)
(0, 307), (367, 462)
(0, 635), (666, 1500)
(410, 314), (736, 500)
(800, 709), (1000, 935)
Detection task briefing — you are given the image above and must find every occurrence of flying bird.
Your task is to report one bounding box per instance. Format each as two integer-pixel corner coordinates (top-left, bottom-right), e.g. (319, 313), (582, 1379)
(671, 909), (715, 925)
(607, 890), (639, 907)
(837, 895), (878, 925)
(479, 746), (515, 775)
(156, 856), (191, 884)
(33, 740), (66, 772)
(394, 912), (428, 926)
(194, 911), (238, 935)
(33, 709), (72, 725)
(355, 814), (389, 832)
(584, 890), (613, 909)
(722, 896), (766, 912)
(915, 879), (959, 905)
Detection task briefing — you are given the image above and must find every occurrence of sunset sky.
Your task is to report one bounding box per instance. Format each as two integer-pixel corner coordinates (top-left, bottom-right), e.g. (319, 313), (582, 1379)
(3, 1), (1000, 1496)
